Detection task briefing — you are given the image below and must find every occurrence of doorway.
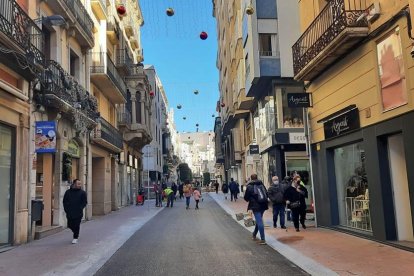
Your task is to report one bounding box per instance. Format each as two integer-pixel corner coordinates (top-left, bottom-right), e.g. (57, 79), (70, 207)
(387, 134), (414, 241)
(0, 124), (14, 245)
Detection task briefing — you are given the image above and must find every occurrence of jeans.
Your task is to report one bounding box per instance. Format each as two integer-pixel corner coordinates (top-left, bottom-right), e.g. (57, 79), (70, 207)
(186, 196), (191, 208)
(167, 194), (174, 207)
(272, 203), (286, 227)
(67, 218), (81, 239)
(252, 210), (265, 241)
(230, 192), (238, 201)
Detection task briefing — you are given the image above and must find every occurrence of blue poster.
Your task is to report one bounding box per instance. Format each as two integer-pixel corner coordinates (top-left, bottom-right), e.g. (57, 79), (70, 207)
(35, 121), (57, 153)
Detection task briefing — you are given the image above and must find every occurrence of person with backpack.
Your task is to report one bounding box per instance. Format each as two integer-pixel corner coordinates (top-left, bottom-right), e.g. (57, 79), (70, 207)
(244, 174), (268, 245)
(221, 182), (229, 200)
(267, 176), (288, 229)
(183, 180), (193, 209)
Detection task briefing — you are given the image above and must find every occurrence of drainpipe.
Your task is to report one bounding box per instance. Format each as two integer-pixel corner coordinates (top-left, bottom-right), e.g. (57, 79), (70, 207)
(304, 107), (317, 227)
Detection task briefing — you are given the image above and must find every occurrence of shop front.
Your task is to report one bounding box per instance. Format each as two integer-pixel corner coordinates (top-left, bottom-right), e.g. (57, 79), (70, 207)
(312, 107), (414, 245)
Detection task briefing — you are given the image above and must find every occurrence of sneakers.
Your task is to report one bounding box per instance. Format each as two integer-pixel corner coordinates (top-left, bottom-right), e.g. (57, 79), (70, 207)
(71, 239), (78, 244)
(258, 240), (267, 245)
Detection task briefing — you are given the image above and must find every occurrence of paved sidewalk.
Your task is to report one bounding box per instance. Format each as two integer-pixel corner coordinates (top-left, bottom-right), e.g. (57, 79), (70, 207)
(210, 192), (414, 276)
(0, 201), (163, 276)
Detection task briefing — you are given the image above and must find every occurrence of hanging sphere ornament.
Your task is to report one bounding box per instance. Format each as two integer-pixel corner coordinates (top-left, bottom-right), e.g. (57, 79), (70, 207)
(166, 8), (175, 16)
(193, 90), (199, 95)
(149, 91), (155, 97)
(212, 114), (215, 117)
(221, 102), (225, 107)
(117, 4), (127, 16)
(183, 117), (186, 120)
(200, 31), (208, 40)
(246, 6), (254, 15)
(196, 123), (199, 127)
(177, 104), (182, 109)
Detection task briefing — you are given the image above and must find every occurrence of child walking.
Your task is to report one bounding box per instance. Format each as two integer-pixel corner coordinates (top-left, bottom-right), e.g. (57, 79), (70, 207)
(193, 188), (201, 209)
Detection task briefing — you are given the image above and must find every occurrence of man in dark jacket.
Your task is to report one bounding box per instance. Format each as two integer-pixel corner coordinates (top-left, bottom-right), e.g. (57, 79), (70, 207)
(267, 176), (288, 229)
(178, 183), (184, 199)
(171, 182), (178, 200)
(244, 174), (268, 245)
(63, 179), (87, 244)
(228, 178), (239, 202)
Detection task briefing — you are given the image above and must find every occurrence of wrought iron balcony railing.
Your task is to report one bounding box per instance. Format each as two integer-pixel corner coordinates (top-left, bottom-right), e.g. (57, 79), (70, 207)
(65, 0), (94, 39)
(292, 0), (368, 79)
(90, 52), (127, 100)
(0, 0), (44, 65)
(116, 48), (133, 74)
(41, 60), (98, 120)
(94, 117), (123, 150)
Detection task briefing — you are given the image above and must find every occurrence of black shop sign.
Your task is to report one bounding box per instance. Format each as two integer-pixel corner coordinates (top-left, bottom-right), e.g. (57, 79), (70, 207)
(324, 108), (360, 139)
(287, 93), (312, 108)
(249, 145), (259, 155)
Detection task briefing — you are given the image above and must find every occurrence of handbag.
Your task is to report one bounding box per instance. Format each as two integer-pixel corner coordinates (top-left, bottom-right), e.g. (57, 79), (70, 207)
(289, 201), (301, 209)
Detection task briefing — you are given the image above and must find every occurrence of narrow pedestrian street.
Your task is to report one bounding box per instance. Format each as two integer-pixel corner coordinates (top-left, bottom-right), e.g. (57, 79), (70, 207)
(95, 195), (306, 276)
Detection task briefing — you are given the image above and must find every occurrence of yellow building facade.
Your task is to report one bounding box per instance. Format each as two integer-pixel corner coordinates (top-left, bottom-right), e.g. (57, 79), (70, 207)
(295, 0), (414, 246)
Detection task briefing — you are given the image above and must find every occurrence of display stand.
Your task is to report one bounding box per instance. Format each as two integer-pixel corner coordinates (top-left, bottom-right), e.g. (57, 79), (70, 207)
(345, 197), (371, 231)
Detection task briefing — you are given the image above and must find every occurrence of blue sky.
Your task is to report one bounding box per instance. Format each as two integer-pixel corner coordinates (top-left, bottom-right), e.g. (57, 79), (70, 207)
(140, 0), (218, 133)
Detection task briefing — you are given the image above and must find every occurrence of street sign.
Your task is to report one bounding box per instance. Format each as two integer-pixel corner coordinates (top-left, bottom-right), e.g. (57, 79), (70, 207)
(287, 93), (312, 108)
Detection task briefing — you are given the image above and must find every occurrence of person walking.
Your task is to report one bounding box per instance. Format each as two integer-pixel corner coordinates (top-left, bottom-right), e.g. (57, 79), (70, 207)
(244, 174), (268, 245)
(229, 178), (239, 202)
(153, 182), (162, 207)
(193, 188), (202, 209)
(171, 182), (178, 200)
(222, 182), (229, 200)
(164, 186), (174, 208)
(267, 176), (288, 229)
(214, 181), (219, 194)
(295, 175), (308, 229)
(284, 176), (307, 232)
(63, 179), (87, 244)
(178, 182), (184, 199)
(183, 181), (193, 209)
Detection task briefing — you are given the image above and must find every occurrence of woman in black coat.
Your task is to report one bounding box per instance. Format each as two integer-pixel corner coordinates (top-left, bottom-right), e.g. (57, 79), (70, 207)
(284, 176), (307, 232)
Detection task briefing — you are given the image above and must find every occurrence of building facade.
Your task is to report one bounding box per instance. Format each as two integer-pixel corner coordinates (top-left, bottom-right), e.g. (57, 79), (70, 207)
(213, 0), (311, 198)
(294, 0), (414, 245)
(0, 0), (151, 246)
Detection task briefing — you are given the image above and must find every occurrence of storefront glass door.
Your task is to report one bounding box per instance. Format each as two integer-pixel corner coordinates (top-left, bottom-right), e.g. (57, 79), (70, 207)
(0, 125), (13, 245)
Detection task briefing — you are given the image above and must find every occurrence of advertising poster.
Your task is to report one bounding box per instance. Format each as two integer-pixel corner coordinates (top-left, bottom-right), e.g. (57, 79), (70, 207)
(35, 121), (57, 153)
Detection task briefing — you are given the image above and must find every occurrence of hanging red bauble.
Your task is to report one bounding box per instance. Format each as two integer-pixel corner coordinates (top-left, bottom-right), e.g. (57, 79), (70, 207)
(221, 102), (225, 107)
(200, 31), (208, 40)
(117, 5), (126, 16)
(149, 91), (155, 97)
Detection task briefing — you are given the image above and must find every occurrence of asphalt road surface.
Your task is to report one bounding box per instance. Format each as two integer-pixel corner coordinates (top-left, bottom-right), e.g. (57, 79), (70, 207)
(95, 195), (307, 276)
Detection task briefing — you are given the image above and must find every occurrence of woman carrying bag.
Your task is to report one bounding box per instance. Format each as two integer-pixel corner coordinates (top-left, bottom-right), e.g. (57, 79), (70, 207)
(284, 176), (307, 232)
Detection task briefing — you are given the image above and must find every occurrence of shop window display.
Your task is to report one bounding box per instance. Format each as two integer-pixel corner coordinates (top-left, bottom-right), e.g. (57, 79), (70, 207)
(281, 89), (304, 128)
(334, 143), (371, 232)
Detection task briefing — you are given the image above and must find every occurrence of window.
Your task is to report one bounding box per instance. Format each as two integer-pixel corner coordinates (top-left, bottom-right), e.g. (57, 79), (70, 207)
(259, 34), (279, 57)
(257, 91), (276, 141)
(334, 142), (371, 232)
(281, 88), (304, 128)
(69, 50), (80, 80)
(377, 28), (407, 111)
(245, 116), (252, 145)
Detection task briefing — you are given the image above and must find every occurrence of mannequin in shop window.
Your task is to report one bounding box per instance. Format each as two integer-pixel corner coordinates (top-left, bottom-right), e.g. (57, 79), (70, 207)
(346, 166), (368, 198)
(283, 116), (292, 128)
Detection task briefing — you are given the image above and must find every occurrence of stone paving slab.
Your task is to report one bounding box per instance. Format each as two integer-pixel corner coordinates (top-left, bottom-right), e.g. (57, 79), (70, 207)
(0, 201), (163, 276)
(209, 192), (414, 276)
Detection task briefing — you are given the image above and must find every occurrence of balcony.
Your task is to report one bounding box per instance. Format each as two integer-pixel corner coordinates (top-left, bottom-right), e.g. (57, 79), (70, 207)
(116, 48), (133, 75)
(118, 105), (151, 149)
(124, 15), (134, 38)
(37, 60), (98, 129)
(91, 0), (107, 20)
(0, 0), (44, 70)
(292, 0), (368, 81)
(90, 52), (127, 103)
(46, 0), (94, 48)
(92, 117), (123, 152)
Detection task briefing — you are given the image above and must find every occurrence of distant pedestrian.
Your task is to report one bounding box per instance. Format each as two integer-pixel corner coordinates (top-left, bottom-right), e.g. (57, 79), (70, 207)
(193, 188), (201, 209)
(171, 182), (178, 200)
(268, 176), (288, 229)
(284, 175), (308, 232)
(244, 174), (268, 245)
(63, 179), (87, 244)
(164, 186), (174, 208)
(153, 182), (162, 207)
(214, 181), (219, 194)
(183, 181), (193, 209)
(222, 182), (229, 200)
(229, 178), (239, 202)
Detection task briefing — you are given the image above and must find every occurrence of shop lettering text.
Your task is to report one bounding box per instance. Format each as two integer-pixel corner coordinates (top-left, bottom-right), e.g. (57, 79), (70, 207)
(331, 116), (350, 135)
